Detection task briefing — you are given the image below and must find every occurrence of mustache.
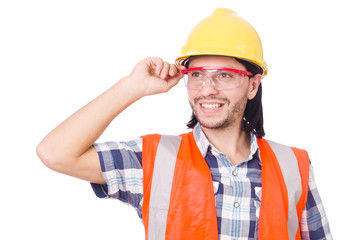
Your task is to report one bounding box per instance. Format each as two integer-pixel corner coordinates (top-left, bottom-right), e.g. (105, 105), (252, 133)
(194, 96), (231, 104)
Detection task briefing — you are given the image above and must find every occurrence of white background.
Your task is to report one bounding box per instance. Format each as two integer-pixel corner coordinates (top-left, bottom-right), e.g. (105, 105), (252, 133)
(1, 0), (361, 239)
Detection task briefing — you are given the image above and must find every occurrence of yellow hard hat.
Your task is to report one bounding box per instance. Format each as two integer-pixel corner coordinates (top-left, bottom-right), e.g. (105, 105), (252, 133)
(176, 8), (268, 76)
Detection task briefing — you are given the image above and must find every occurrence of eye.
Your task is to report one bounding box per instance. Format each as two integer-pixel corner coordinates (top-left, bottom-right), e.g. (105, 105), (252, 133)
(217, 71), (234, 79)
(220, 72), (231, 78)
(190, 71), (203, 78)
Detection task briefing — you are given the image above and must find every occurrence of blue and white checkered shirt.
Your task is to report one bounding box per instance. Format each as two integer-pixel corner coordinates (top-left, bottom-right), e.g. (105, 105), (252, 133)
(91, 123), (332, 239)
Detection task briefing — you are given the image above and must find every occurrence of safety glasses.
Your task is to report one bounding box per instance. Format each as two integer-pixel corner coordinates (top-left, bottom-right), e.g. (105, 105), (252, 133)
(181, 67), (252, 90)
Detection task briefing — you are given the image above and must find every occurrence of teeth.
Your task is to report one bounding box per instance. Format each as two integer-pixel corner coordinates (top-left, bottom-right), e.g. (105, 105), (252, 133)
(201, 103), (221, 109)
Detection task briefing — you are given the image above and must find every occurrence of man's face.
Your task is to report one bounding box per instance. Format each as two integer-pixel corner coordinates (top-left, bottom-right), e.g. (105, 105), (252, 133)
(187, 56), (259, 130)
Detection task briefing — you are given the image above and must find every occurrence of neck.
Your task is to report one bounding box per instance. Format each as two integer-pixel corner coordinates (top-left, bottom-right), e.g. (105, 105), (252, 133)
(201, 124), (251, 165)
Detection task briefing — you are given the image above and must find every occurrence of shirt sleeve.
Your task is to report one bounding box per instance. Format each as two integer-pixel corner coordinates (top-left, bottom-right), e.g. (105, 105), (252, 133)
(300, 164), (333, 240)
(90, 138), (144, 218)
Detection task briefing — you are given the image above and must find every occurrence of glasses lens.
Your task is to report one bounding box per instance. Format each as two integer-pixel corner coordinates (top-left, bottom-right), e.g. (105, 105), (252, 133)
(184, 70), (205, 89)
(184, 69), (243, 90)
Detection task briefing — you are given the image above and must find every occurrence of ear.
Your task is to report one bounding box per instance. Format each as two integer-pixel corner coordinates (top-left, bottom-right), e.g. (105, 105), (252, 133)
(247, 74), (262, 100)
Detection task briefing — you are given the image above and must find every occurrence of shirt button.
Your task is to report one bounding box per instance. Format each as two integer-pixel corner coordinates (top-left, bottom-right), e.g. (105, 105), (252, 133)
(232, 170), (237, 176)
(234, 202), (240, 208)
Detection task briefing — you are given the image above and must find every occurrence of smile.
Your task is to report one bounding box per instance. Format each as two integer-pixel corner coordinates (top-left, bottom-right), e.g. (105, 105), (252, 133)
(201, 103), (223, 109)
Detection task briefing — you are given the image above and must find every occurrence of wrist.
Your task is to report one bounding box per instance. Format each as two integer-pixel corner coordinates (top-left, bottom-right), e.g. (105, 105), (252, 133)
(114, 76), (146, 101)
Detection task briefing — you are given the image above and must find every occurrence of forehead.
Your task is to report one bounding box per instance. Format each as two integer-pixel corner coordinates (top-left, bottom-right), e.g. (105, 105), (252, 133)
(188, 56), (247, 70)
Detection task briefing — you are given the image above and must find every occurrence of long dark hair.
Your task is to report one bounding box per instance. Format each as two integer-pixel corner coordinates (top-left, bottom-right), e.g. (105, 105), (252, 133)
(186, 57), (265, 138)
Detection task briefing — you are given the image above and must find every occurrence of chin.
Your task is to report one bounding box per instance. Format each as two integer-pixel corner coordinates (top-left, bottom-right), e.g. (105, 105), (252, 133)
(198, 118), (233, 130)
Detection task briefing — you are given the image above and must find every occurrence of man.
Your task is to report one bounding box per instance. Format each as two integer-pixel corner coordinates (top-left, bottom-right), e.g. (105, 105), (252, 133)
(37, 8), (332, 239)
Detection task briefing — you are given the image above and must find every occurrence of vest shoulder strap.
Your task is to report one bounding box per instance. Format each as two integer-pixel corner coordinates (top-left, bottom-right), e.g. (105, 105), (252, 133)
(258, 138), (310, 240)
(142, 134), (182, 240)
(142, 132), (218, 240)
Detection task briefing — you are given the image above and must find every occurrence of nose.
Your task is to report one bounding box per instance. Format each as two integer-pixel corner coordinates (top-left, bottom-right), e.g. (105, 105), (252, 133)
(200, 77), (219, 96)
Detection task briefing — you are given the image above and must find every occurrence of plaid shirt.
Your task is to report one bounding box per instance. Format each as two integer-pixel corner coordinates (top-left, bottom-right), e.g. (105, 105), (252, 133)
(91, 123), (332, 239)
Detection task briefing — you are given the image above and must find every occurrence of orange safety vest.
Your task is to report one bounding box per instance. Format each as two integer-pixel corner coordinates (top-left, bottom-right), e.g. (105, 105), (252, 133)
(142, 132), (309, 240)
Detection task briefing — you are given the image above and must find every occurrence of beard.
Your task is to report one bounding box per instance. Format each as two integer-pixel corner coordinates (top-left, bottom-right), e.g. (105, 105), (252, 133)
(190, 96), (247, 130)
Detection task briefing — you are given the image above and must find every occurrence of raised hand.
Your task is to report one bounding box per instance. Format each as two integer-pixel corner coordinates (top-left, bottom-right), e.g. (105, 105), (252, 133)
(127, 57), (186, 97)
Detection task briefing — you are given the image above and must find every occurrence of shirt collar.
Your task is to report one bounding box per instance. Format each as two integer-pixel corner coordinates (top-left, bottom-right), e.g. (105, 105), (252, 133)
(193, 123), (260, 162)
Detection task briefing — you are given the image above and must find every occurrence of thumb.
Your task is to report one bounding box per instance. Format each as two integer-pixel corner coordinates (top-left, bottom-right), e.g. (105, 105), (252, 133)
(164, 71), (184, 91)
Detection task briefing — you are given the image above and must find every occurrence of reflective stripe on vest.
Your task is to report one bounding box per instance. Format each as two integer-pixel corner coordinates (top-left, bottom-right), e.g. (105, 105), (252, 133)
(148, 135), (181, 240)
(143, 133), (309, 240)
(257, 138), (309, 240)
(266, 140), (302, 239)
(142, 132), (218, 240)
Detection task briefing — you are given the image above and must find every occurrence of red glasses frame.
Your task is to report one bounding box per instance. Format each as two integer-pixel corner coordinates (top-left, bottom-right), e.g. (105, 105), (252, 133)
(181, 66), (253, 76)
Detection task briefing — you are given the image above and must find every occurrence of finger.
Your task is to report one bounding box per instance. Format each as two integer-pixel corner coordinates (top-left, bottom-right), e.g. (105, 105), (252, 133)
(169, 64), (179, 76)
(150, 57), (164, 76)
(176, 65), (186, 72)
(169, 68), (185, 84)
(165, 74), (183, 90)
(160, 61), (170, 79)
